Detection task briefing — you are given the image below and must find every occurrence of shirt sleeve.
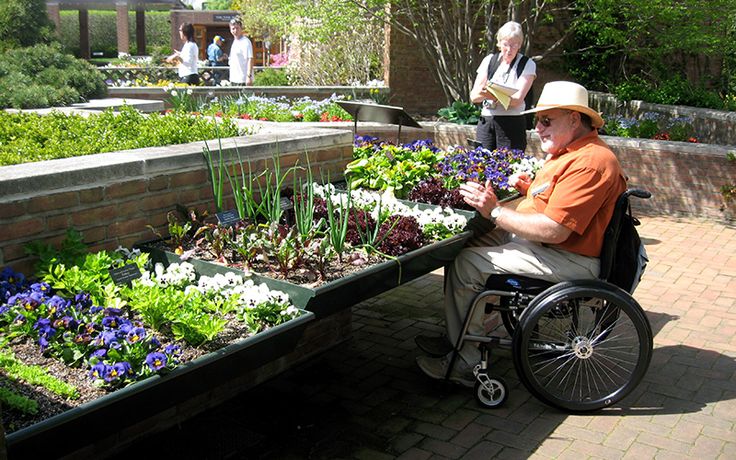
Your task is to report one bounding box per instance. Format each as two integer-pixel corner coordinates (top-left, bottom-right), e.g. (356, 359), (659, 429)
(520, 57), (536, 78)
(476, 54), (491, 78)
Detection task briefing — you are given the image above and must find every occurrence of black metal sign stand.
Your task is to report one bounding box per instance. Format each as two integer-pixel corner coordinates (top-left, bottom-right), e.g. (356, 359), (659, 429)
(337, 101), (422, 144)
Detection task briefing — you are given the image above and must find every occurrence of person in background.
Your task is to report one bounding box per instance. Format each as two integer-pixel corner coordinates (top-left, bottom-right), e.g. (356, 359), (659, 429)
(470, 21), (536, 151)
(228, 17), (254, 85)
(415, 81), (626, 387)
(166, 22), (200, 85)
(207, 35), (227, 84)
(207, 35), (227, 66)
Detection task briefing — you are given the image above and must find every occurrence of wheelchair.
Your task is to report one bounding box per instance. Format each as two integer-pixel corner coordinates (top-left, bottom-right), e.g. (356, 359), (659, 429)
(445, 188), (653, 412)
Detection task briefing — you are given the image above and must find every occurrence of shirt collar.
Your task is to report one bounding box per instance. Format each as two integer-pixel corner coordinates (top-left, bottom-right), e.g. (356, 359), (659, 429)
(555, 129), (599, 157)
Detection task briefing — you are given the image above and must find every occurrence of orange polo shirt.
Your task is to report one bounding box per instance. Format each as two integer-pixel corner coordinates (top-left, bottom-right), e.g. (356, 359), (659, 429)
(515, 131), (626, 257)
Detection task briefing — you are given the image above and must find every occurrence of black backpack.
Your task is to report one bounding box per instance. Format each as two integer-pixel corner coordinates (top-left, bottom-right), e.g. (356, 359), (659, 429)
(487, 53), (535, 129)
(598, 192), (649, 293)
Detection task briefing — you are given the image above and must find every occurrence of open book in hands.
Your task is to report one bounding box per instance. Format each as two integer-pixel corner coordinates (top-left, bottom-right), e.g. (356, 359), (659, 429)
(485, 81), (517, 110)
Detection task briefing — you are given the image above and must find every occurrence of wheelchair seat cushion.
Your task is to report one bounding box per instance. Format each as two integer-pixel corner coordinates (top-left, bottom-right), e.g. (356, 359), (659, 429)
(485, 274), (554, 294)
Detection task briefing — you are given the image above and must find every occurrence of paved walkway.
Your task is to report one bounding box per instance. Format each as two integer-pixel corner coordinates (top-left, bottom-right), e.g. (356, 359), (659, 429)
(114, 215), (736, 459)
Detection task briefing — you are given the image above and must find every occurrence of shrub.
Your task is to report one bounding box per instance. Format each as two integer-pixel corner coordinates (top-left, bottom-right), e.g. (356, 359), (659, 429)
(0, 0), (54, 50)
(613, 75), (730, 110)
(437, 101), (480, 125)
(254, 67), (289, 86)
(0, 43), (106, 109)
(0, 106), (244, 166)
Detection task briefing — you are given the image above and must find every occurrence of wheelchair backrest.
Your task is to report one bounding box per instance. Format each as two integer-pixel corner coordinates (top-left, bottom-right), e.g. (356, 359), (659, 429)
(598, 189), (650, 293)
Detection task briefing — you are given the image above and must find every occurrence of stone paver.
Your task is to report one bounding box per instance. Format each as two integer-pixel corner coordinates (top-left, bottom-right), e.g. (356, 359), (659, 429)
(110, 216), (736, 459)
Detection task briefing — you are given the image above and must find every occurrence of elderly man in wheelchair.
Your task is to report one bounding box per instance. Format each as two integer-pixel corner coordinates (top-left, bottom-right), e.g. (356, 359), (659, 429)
(415, 81), (653, 411)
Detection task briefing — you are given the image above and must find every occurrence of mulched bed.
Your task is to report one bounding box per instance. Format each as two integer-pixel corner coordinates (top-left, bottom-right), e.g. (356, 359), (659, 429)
(1, 312), (262, 434)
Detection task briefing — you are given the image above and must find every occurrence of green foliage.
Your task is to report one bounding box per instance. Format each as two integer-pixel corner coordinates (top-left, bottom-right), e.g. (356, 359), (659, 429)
(437, 101), (480, 125)
(0, 349), (79, 399)
(125, 284), (228, 346)
(58, 10), (171, 57)
(205, 0), (234, 10)
(254, 67), (290, 86)
(0, 386), (38, 415)
(612, 75), (728, 109)
(0, 106), (243, 166)
(567, 0), (736, 101)
(0, 0), (54, 50)
(0, 43), (107, 109)
(345, 140), (446, 198)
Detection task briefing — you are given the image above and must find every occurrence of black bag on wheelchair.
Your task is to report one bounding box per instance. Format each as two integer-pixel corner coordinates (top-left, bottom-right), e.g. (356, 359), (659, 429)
(598, 197), (648, 294)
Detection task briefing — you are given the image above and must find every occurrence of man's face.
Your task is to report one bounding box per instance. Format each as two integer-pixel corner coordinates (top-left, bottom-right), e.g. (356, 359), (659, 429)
(229, 23), (242, 38)
(535, 109), (576, 155)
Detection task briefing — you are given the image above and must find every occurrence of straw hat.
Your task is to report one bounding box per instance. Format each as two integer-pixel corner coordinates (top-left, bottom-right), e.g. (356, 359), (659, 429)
(521, 81), (604, 128)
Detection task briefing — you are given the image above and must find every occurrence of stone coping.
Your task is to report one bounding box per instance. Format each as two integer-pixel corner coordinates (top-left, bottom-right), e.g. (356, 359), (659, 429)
(0, 125), (352, 200)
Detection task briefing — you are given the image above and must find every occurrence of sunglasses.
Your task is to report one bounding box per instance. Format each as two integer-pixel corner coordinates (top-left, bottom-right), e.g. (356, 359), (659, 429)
(535, 111), (571, 128)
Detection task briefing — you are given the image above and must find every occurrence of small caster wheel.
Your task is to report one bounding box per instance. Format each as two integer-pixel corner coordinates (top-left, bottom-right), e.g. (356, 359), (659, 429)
(474, 374), (508, 408)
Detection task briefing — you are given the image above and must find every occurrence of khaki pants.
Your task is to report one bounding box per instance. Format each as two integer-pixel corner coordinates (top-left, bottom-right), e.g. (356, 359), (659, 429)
(447, 222), (600, 364)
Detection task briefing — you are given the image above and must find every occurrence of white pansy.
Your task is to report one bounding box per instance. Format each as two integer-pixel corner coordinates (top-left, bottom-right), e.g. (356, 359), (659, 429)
(312, 182), (468, 237)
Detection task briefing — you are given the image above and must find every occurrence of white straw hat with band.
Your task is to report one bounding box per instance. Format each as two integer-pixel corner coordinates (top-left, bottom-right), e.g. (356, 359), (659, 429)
(521, 81), (605, 129)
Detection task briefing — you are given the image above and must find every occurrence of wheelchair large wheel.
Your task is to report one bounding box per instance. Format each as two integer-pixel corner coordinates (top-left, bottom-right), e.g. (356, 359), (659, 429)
(512, 280), (652, 412)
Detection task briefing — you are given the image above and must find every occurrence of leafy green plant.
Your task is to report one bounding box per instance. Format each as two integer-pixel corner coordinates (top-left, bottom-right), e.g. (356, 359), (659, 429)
(346, 137), (446, 198)
(292, 157), (323, 239)
(323, 181), (353, 261)
(437, 101), (480, 125)
(164, 85), (200, 112)
(0, 349), (79, 399)
(0, 386), (38, 415)
(254, 68), (290, 86)
(0, 106), (245, 166)
(202, 138), (227, 213)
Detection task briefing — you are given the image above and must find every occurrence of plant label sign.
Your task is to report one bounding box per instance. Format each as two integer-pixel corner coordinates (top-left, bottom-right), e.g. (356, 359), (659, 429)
(280, 197), (293, 210)
(109, 264), (142, 286)
(216, 209), (241, 227)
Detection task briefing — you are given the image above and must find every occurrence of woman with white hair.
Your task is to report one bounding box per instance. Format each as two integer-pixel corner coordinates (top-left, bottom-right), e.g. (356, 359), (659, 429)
(470, 21), (536, 151)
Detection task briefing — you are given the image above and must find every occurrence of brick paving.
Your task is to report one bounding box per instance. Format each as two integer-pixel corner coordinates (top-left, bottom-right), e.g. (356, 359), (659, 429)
(113, 215), (736, 459)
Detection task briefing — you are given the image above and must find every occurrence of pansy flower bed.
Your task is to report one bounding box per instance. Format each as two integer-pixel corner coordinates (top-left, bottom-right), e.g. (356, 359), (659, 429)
(346, 136), (544, 205)
(0, 238), (307, 438)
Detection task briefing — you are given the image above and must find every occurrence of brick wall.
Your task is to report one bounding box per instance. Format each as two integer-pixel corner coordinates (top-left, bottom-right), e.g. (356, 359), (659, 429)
(0, 127), (354, 275)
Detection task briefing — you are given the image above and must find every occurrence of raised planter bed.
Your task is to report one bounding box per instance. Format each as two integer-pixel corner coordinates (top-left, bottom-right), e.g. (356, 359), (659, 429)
(140, 222), (473, 319)
(4, 306), (314, 458)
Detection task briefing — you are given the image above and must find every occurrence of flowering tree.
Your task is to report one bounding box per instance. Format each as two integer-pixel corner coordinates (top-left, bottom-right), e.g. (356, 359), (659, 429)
(231, 0), (385, 85)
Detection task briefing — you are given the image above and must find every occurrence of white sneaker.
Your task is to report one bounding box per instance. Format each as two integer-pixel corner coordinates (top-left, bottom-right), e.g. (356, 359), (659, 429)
(416, 353), (476, 388)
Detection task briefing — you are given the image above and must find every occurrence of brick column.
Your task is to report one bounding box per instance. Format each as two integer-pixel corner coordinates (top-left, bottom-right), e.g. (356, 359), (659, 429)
(46, 2), (61, 37)
(116, 1), (130, 56)
(79, 9), (90, 59)
(384, 9), (445, 116)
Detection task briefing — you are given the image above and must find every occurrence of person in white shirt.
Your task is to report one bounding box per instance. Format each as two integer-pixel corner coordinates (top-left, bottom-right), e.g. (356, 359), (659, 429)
(470, 21), (536, 151)
(166, 22), (200, 85)
(228, 17), (254, 85)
